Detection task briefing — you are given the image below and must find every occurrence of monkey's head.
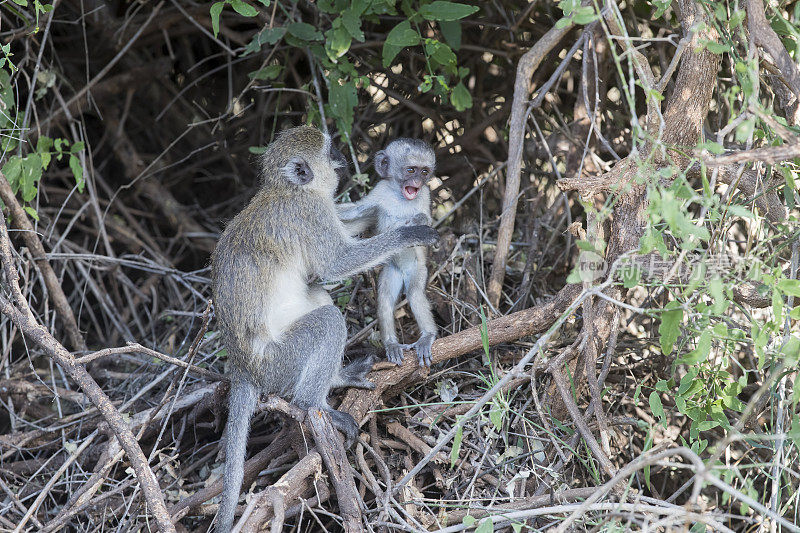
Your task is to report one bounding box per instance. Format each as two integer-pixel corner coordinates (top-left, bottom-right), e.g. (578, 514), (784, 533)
(375, 138), (435, 201)
(258, 126), (347, 195)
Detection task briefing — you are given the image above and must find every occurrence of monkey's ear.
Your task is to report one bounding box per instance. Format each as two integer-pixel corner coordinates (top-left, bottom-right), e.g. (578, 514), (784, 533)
(283, 157), (314, 185)
(374, 150), (390, 178)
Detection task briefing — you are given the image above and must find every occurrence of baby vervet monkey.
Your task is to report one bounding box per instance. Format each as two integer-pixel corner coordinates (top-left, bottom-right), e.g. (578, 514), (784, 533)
(337, 138), (438, 366)
(211, 127), (438, 533)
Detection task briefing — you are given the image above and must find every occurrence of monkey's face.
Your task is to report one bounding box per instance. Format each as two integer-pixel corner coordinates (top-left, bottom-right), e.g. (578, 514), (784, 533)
(396, 163), (432, 200)
(375, 139), (436, 201)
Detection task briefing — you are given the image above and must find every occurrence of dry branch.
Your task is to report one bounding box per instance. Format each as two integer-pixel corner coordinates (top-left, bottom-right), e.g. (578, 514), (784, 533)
(0, 172), (86, 351)
(705, 142), (800, 166)
(748, 0), (800, 101)
(0, 214), (176, 532)
(238, 450), (323, 533)
(307, 410), (362, 532)
(486, 17), (577, 308)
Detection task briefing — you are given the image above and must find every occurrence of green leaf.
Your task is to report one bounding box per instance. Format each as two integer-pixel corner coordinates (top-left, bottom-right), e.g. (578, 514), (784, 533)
(383, 20), (420, 66)
(571, 6), (599, 25)
(426, 40), (457, 69)
(326, 24), (352, 59)
(450, 82), (472, 111)
(773, 289), (783, 326)
(210, 2), (225, 37)
(677, 368), (698, 396)
(479, 307), (490, 359)
(2, 157), (22, 190)
(703, 40), (730, 54)
(450, 424), (462, 468)
(248, 146), (267, 154)
(697, 420), (719, 431)
(36, 135), (53, 153)
(11, 0), (28, 6)
(777, 279), (800, 297)
(622, 264), (641, 288)
(230, 0), (258, 17)
(328, 79), (358, 136)
(709, 277), (726, 314)
(248, 65), (282, 80)
(652, 0), (670, 18)
(655, 379), (668, 392)
(555, 17), (572, 29)
(462, 515), (476, 527)
(790, 414), (800, 453)
(70, 141), (85, 153)
(440, 20), (461, 50)
(341, 8), (365, 41)
(649, 391), (665, 422)
(287, 22), (323, 41)
(659, 301), (683, 355)
(781, 336), (800, 367)
(726, 204), (753, 219)
(474, 518), (494, 533)
(19, 154), (43, 202)
(735, 117), (755, 143)
(793, 372), (800, 406)
(697, 141), (725, 155)
(69, 154), (84, 192)
(23, 206), (39, 220)
(683, 330), (711, 365)
(243, 26), (287, 55)
(489, 403), (503, 431)
(418, 1), (479, 21)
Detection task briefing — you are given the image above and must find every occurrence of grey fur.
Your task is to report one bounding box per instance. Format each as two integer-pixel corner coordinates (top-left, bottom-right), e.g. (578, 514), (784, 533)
(337, 138), (438, 366)
(211, 127), (437, 532)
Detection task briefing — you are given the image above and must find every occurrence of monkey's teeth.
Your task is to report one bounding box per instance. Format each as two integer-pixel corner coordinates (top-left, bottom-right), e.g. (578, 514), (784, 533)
(403, 186), (419, 200)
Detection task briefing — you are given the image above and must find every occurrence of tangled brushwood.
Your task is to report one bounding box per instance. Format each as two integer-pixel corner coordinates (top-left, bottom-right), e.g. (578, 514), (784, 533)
(1, 0), (799, 531)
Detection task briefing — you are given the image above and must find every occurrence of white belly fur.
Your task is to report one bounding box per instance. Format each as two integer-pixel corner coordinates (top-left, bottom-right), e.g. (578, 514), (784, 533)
(252, 268), (323, 356)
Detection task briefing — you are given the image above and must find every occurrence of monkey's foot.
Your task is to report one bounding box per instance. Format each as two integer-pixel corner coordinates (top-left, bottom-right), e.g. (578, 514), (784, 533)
(340, 355), (377, 390)
(327, 408), (359, 448)
(411, 333), (436, 367)
(385, 342), (407, 365)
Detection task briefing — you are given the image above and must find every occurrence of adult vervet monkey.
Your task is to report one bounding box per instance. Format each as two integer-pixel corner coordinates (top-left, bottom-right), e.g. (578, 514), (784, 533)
(211, 127), (439, 532)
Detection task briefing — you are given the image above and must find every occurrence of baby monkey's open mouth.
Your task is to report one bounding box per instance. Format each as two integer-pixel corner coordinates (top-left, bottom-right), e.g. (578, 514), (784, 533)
(403, 182), (422, 200)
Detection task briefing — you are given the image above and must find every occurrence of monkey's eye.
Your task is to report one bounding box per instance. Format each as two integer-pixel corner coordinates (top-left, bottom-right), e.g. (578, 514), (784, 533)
(406, 167), (415, 174)
(421, 169), (429, 175)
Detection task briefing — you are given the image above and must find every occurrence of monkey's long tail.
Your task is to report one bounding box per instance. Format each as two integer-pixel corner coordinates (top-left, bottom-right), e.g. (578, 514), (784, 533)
(217, 377), (258, 533)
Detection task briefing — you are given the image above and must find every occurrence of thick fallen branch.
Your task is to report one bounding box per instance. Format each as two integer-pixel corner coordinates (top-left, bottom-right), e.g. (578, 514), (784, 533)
(340, 283), (582, 423)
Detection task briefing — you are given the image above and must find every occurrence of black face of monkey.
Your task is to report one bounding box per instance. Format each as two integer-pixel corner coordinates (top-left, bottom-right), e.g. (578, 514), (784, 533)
(398, 164), (432, 200)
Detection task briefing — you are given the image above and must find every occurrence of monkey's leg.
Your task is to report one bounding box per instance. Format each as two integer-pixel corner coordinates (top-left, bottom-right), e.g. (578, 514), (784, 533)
(407, 260), (437, 366)
(377, 264), (405, 365)
(218, 374), (258, 533)
(279, 305), (361, 446)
